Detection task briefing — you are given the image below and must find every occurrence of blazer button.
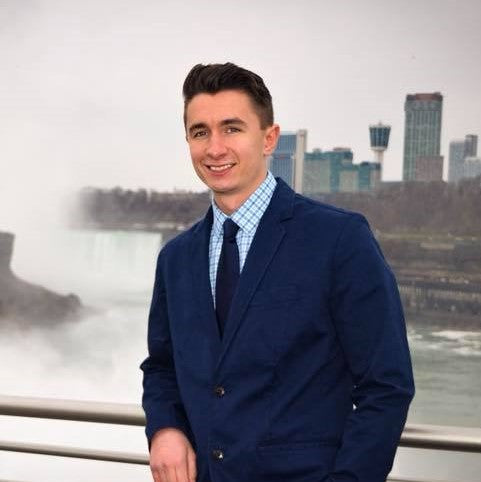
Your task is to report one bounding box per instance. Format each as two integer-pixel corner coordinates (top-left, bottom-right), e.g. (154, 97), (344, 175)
(212, 449), (224, 460)
(214, 386), (226, 397)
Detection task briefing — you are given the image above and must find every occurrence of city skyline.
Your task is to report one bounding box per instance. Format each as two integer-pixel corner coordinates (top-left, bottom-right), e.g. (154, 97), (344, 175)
(1, 0), (480, 226)
(270, 132), (380, 195)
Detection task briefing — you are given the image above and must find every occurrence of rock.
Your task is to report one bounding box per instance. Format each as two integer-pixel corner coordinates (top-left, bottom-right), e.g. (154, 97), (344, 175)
(0, 231), (82, 325)
(0, 231), (14, 274)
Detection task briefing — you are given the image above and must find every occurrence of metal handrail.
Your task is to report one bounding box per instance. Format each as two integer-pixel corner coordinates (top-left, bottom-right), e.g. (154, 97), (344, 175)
(1, 394), (480, 478)
(0, 394), (144, 425)
(1, 394), (480, 453)
(400, 423), (481, 453)
(0, 395), (149, 466)
(0, 439), (148, 465)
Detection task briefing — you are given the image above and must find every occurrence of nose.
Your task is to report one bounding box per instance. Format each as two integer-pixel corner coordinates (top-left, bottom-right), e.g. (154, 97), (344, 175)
(206, 132), (227, 159)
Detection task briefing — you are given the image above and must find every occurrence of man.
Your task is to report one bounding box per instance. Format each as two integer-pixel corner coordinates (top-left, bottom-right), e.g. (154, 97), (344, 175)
(141, 63), (414, 482)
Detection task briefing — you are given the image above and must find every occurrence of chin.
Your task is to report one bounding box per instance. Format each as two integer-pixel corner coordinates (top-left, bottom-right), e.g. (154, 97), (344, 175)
(210, 183), (237, 195)
(206, 177), (237, 193)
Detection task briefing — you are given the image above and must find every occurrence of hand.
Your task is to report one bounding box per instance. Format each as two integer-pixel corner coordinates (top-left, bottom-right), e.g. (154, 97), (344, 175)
(149, 427), (197, 482)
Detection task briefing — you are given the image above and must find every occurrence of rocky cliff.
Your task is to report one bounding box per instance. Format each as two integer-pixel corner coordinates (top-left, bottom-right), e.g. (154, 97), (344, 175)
(0, 231), (82, 325)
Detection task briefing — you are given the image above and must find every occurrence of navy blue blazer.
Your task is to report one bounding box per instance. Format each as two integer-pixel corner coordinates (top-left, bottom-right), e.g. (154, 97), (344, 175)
(141, 178), (415, 482)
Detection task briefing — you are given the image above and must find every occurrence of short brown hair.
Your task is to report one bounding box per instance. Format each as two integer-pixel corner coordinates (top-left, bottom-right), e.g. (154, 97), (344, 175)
(182, 63), (274, 129)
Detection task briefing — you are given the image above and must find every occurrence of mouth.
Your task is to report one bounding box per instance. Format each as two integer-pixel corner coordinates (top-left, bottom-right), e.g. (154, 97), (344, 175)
(206, 163), (235, 172)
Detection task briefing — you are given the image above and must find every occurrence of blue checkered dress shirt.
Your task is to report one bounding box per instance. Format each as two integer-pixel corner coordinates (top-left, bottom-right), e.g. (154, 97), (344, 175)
(209, 171), (277, 306)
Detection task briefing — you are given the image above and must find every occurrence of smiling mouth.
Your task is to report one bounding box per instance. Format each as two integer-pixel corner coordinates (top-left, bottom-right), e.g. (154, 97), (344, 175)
(207, 163), (234, 172)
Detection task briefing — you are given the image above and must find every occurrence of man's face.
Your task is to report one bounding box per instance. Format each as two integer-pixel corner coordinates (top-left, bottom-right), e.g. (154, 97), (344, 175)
(185, 90), (279, 207)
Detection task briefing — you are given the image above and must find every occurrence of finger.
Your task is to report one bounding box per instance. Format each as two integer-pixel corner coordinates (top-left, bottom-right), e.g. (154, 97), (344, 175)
(187, 449), (197, 482)
(175, 459), (189, 482)
(166, 465), (178, 482)
(150, 467), (164, 482)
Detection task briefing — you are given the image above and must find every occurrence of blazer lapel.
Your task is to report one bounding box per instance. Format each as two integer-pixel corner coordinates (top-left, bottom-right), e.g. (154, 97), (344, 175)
(215, 179), (295, 371)
(189, 207), (222, 362)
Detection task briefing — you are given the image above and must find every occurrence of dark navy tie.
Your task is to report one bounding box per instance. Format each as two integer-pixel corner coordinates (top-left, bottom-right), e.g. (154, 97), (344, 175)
(216, 219), (240, 338)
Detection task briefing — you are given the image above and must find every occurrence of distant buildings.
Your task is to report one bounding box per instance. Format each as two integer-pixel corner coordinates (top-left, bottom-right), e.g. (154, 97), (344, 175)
(269, 130), (307, 192)
(273, 87), (480, 195)
(303, 147), (380, 196)
(270, 128), (381, 196)
(268, 92), (479, 190)
(448, 135), (479, 182)
(465, 134), (478, 157)
(359, 161), (382, 191)
(448, 140), (467, 182)
(464, 156), (481, 179)
(403, 93), (443, 181)
(303, 148), (351, 195)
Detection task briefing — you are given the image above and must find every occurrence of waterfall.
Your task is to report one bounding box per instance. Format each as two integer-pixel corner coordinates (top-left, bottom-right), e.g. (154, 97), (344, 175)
(10, 228), (163, 304)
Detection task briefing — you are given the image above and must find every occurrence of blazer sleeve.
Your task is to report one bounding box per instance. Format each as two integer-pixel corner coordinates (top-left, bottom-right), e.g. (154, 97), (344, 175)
(328, 214), (415, 482)
(140, 251), (193, 448)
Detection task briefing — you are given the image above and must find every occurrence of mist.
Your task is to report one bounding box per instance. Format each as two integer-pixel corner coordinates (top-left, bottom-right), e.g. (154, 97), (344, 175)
(0, 230), (159, 481)
(1, 0), (481, 193)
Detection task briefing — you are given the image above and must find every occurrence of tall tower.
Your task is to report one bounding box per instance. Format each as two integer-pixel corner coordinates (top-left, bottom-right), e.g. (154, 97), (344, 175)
(369, 122), (391, 177)
(403, 92), (443, 181)
(270, 129), (307, 192)
(293, 129), (307, 193)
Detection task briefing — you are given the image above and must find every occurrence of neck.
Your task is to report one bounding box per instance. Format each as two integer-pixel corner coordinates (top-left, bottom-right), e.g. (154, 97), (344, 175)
(214, 194), (246, 216)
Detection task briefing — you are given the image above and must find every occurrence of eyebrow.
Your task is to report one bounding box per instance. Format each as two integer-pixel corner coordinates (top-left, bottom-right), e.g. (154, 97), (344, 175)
(188, 118), (247, 136)
(188, 122), (207, 136)
(220, 118), (247, 127)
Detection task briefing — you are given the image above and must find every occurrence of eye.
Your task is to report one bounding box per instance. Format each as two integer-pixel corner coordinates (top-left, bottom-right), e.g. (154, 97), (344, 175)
(192, 130), (207, 138)
(225, 126), (241, 134)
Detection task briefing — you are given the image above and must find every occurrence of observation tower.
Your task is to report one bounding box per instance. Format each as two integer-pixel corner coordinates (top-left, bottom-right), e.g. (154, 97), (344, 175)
(369, 122), (391, 166)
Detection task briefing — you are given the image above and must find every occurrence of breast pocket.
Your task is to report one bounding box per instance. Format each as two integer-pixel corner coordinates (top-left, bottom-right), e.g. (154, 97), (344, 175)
(238, 285), (300, 366)
(249, 284), (299, 307)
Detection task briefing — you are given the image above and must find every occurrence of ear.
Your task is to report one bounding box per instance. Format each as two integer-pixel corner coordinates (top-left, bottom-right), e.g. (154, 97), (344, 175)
(263, 124), (280, 156)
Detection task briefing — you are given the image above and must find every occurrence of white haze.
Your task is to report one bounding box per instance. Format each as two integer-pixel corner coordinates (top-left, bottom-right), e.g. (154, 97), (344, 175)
(0, 230), (160, 481)
(1, 0), (481, 194)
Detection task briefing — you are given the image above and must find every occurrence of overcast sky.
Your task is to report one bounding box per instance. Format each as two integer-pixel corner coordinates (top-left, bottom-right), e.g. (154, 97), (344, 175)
(1, 0), (480, 203)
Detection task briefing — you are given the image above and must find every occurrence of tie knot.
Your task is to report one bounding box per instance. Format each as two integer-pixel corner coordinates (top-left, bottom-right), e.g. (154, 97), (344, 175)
(223, 219), (239, 242)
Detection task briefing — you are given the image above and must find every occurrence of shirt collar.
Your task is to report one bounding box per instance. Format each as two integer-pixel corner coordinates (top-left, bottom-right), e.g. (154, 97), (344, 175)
(211, 171), (277, 237)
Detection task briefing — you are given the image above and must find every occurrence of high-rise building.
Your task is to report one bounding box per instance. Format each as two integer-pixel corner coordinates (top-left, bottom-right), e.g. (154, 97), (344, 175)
(448, 140), (467, 182)
(463, 157), (481, 180)
(464, 134), (478, 158)
(303, 149), (333, 195)
(303, 147), (379, 195)
(270, 133), (296, 186)
(403, 92), (443, 181)
(414, 156), (443, 182)
(270, 130), (307, 192)
(359, 162), (381, 191)
(448, 134), (479, 182)
(303, 148), (352, 195)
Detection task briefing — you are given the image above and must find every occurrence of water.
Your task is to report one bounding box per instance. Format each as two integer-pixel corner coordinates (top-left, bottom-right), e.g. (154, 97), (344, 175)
(1, 229), (480, 481)
(391, 325), (481, 482)
(407, 325), (481, 428)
